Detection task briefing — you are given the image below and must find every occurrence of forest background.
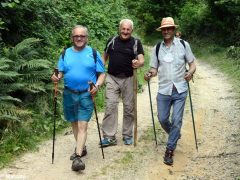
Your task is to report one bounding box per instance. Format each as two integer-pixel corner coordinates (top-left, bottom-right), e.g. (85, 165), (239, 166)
(0, 0), (239, 168)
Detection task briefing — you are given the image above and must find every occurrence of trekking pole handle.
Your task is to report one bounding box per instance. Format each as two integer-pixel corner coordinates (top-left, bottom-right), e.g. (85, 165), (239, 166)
(147, 71), (153, 77)
(144, 71), (153, 81)
(185, 69), (194, 83)
(54, 68), (59, 77)
(53, 68), (59, 98)
(88, 81), (96, 90)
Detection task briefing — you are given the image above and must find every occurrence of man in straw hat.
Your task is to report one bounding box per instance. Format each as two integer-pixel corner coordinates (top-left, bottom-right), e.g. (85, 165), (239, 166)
(144, 17), (196, 165)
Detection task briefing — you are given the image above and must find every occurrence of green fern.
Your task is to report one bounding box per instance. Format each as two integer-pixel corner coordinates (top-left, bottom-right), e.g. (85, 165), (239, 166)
(19, 59), (52, 71)
(0, 103), (32, 122)
(0, 71), (19, 81)
(24, 83), (46, 93)
(0, 37), (52, 126)
(0, 115), (20, 121)
(0, 83), (24, 93)
(0, 96), (22, 103)
(12, 38), (42, 57)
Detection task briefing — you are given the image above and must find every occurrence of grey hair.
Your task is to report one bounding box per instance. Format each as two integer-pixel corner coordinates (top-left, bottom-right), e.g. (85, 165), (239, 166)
(71, 25), (89, 36)
(119, 19), (134, 30)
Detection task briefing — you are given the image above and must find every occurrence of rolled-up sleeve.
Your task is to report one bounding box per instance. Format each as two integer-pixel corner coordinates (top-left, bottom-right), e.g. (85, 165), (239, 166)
(57, 55), (64, 72)
(185, 41), (196, 63)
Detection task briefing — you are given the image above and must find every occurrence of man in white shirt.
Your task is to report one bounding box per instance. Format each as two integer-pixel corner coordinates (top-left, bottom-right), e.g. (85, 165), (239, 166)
(144, 17), (196, 165)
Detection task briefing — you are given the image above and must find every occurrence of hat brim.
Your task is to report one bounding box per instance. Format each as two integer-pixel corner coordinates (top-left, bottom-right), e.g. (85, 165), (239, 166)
(156, 25), (178, 31)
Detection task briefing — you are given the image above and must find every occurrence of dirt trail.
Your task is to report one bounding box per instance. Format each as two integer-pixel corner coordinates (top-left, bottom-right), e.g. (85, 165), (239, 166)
(0, 60), (239, 180)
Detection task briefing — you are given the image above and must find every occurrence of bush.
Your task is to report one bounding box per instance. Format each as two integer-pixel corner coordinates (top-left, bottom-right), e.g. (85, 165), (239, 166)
(226, 46), (240, 61)
(178, 1), (210, 39)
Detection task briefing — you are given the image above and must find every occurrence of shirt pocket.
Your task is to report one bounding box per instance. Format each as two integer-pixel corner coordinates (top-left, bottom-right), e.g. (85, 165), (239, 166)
(162, 53), (174, 63)
(175, 51), (186, 65)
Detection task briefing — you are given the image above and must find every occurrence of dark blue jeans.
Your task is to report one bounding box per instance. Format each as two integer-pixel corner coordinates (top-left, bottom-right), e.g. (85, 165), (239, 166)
(157, 88), (187, 150)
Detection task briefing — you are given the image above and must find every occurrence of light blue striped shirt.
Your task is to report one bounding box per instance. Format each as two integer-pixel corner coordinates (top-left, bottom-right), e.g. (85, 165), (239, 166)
(150, 37), (196, 95)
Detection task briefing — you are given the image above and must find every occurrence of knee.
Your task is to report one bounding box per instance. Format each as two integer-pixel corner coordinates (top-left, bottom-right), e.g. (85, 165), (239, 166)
(158, 114), (168, 125)
(105, 101), (118, 112)
(77, 122), (88, 133)
(123, 103), (133, 113)
(172, 121), (182, 130)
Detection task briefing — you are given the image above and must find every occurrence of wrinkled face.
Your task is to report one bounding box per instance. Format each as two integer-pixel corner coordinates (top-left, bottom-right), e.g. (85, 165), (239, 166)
(161, 27), (175, 41)
(119, 22), (133, 40)
(71, 27), (88, 50)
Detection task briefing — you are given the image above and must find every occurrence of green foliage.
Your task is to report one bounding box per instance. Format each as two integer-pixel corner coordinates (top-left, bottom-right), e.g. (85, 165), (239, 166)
(124, 0), (187, 34)
(0, 0), (129, 56)
(0, 55), (27, 124)
(178, 0), (240, 45)
(125, 0), (239, 46)
(178, 1), (210, 38)
(0, 38), (55, 161)
(2, 38), (52, 94)
(226, 46), (240, 60)
(212, 0), (240, 45)
(1, 0), (20, 8)
(137, 45), (151, 91)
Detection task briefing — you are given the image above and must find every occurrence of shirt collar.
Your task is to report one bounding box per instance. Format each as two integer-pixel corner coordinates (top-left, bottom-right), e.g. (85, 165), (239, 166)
(162, 37), (177, 47)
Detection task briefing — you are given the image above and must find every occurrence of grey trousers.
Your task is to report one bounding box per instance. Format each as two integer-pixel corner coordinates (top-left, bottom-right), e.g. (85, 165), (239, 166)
(102, 74), (134, 139)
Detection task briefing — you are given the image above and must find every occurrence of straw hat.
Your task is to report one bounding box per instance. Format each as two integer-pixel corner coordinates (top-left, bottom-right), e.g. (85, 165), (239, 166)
(156, 17), (178, 31)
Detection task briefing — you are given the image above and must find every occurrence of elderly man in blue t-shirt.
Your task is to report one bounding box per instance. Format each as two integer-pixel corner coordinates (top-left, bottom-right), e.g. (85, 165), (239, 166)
(51, 25), (105, 171)
(144, 17), (196, 166)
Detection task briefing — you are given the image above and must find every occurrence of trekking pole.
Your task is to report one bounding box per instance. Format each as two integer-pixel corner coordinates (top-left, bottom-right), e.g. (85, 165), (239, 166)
(89, 81), (105, 159)
(133, 69), (138, 146)
(187, 81), (198, 151)
(52, 68), (59, 164)
(133, 40), (138, 147)
(147, 80), (157, 145)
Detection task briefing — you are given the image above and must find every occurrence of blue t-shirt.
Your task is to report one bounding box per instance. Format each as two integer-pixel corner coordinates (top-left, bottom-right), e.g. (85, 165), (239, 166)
(58, 46), (104, 91)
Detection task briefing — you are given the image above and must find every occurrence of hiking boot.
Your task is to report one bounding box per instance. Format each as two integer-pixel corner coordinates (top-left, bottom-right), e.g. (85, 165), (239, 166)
(72, 155), (85, 171)
(70, 146), (87, 160)
(99, 138), (117, 147)
(163, 149), (174, 165)
(123, 137), (133, 145)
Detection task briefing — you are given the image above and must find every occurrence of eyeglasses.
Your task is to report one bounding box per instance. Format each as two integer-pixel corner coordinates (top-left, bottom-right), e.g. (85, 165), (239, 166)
(72, 35), (87, 39)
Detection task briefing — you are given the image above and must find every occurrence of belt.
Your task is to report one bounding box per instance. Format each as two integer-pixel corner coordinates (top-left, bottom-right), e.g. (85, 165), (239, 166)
(64, 86), (88, 94)
(115, 73), (128, 78)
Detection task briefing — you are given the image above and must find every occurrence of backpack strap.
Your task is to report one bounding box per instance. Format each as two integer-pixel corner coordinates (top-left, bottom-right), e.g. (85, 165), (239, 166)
(133, 38), (138, 59)
(180, 39), (186, 49)
(105, 36), (117, 53)
(61, 46), (67, 61)
(179, 39), (187, 64)
(155, 41), (162, 61)
(92, 48), (97, 63)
